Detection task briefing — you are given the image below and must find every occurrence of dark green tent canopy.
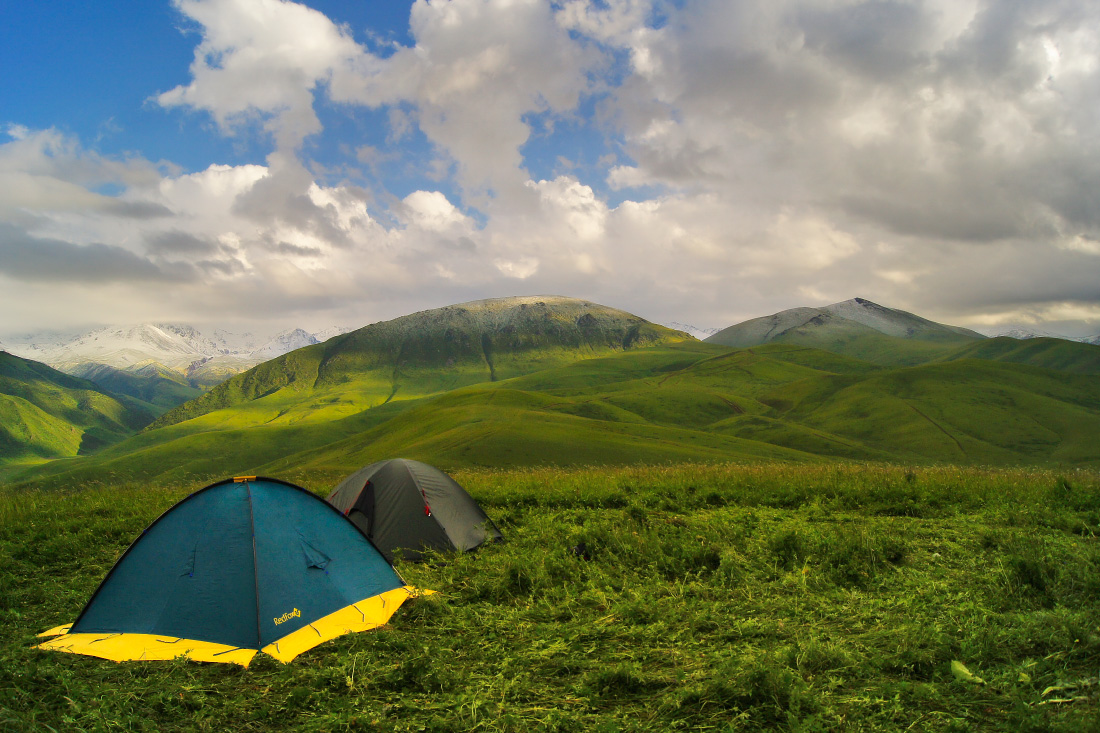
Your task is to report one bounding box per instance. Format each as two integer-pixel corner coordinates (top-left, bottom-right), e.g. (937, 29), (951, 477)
(327, 459), (502, 563)
(39, 477), (424, 666)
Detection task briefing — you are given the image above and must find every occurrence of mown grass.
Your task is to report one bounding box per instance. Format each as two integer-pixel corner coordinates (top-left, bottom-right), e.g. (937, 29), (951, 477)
(2, 463), (1099, 731)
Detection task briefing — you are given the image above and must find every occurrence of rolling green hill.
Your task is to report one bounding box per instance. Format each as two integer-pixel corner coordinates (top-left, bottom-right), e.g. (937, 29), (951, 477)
(10, 335), (1100, 488)
(705, 298), (1100, 376)
(7, 296), (1100, 487)
(935, 336), (1100, 374)
(149, 295), (691, 432)
(0, 352), (156, 469)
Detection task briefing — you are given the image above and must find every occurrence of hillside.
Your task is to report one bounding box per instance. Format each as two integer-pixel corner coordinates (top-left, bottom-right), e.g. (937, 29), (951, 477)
(706, 298), (984, 365)
(8, 296), (1100, 487)
(149, 296), (692, 431)
(12, 338), (1100, 488)
(0, 352), (155, 467)
(935, 336), (1100, 374)
(70, 362), (203, 413)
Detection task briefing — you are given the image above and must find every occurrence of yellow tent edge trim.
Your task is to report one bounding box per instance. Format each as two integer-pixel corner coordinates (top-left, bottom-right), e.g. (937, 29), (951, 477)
(36, 632), (258, 666)
(262, 585), (429, 663)
(35, 584), (433, 666)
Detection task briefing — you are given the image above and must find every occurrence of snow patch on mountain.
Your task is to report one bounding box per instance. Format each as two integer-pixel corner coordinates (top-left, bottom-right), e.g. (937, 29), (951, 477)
(250, 329), (318, 360)
(312, 326), (354, 343)
(987, 328), (1100, 343)
(662, 322), (719, 340)
(990, 328), (1070, 340)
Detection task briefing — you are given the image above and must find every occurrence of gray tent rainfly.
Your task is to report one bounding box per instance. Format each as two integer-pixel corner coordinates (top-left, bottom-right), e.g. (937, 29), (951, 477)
(327, 459), (503, 563)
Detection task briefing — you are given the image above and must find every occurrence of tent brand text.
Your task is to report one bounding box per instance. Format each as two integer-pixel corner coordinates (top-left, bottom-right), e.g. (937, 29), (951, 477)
(273, 608), (301, 625)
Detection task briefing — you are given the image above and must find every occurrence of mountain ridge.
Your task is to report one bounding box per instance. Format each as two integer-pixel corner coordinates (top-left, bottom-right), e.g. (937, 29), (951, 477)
(706, 298), (984, 347)
(6, 294), (1100, 484)
(148, 295), (692, 431)
(3, 323), (353, 393)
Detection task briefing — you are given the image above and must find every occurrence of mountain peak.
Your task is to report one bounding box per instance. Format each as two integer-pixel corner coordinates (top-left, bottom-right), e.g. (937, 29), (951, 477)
(705, 298), (985, 358)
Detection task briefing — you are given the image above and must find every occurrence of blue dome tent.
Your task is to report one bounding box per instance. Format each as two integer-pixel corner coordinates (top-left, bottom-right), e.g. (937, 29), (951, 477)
(38, 476), (427, 666)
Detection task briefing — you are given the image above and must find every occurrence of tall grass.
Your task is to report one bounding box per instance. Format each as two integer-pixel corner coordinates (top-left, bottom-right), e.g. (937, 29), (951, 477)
(2, 463), (1098, 731)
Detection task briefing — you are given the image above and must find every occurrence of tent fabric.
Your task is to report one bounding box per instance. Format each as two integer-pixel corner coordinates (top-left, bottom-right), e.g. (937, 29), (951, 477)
(327, 459), (502, 563)
(37, 476), (426, 666)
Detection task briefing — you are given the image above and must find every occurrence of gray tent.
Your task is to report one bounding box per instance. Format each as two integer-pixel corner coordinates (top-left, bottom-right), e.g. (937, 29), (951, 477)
(327, 459), (502, 562)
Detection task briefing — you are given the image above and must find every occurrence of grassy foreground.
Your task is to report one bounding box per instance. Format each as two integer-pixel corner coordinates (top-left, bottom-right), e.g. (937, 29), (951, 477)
(2, 463), (1099, 731)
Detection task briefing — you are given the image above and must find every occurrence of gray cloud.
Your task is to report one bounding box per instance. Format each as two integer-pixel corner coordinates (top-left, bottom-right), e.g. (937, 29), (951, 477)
(230, 160), (358, 249)
(145, 230), (221, 255)
(0, 224), (190, 283)
(266, 240), (322, 257)
(917, 246), (1100, 312)
(107, 200), (174, 219)
(800, 1), (932, 81)
(196, 257), (246, 276)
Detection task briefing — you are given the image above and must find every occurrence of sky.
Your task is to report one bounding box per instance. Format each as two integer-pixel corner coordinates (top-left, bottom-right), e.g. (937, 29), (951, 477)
(2, 0), (1099, 341)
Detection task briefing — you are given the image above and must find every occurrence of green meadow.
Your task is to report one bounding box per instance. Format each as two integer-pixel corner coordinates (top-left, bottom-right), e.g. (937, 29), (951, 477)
(2, 463), (1099, 731)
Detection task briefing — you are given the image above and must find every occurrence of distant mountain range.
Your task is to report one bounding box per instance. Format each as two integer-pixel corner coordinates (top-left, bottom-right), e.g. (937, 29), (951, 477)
(990, 328), (1100, 344)
(2, 323), (353, 390)
(4, 294), (1100, 483)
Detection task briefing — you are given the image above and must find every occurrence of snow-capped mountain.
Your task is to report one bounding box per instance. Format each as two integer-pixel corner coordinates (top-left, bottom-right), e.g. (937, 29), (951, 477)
(991, 328), (1070, 340)
(311, 325), (354, 343)
(3, 323), (353, 386)
(989, 328), (1100, 344)
(706, 297), (985, 348)
(6, 324), (208, 371)
(662, 322), (719, 341)
(250, 329), (319, 361)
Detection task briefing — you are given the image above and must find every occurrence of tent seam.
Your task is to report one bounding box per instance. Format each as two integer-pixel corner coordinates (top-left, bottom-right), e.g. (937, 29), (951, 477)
(245, 480), (263, 653)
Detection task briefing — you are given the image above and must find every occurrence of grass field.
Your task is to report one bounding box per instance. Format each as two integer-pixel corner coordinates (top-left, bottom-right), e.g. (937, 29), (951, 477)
(3, 463), (1099, 731)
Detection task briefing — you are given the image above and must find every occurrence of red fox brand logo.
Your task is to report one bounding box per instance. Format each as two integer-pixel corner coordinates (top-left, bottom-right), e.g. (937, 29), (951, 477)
(273, 608), (301, 625)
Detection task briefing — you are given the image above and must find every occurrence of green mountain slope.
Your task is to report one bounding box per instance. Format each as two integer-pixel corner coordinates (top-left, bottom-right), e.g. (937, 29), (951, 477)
(935, 336), (1100, 374)
(12, 337), (1100, 488)
(0, 352), (156, 466)
(149, 296), (691, 432)
(738, 357), (1100, 464)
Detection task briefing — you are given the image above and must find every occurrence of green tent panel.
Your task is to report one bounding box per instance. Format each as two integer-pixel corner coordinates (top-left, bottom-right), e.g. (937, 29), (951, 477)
(38, 476), (427, 666)
(327, 459), (502, 563)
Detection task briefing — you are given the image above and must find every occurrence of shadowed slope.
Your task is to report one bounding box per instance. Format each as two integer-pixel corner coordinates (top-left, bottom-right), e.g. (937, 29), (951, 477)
(0, 352), (155, 465)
